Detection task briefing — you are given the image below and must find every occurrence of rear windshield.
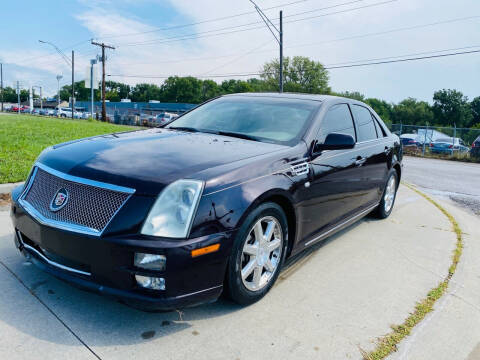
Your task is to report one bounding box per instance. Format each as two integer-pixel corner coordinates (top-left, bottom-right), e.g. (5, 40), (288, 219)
(167, 96), (319, 146)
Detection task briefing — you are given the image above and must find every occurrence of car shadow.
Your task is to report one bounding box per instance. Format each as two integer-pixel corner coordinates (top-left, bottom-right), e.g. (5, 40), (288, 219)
(0, 215), (368, 347)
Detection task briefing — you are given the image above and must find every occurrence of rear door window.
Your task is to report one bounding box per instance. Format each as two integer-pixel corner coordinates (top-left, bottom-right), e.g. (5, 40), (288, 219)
(351, 105), (378, 142)
(317, 104), (356, 143)
(372, 115), (386, 137)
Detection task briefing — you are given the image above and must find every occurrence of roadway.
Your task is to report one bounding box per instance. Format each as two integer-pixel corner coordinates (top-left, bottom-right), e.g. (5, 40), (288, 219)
(402, 156), (480, 215)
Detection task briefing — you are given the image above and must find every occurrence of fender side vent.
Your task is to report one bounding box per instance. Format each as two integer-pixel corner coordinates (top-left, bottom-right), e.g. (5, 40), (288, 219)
(291, 162), (309, 176)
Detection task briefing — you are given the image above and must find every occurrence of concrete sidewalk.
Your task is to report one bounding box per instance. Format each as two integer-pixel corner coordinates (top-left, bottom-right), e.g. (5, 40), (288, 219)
(0, 185), (459, 359)
(389, 198), (480, 360)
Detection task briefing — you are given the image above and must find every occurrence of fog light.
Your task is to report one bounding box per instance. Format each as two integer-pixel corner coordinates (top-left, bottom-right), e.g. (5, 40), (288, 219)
(134, 253), (166, 271)
(135, 275), (166, 290)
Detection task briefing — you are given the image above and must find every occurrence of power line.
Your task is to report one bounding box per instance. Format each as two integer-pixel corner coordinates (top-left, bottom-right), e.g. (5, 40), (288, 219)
(106, 48), (480, 79)
(95, 0), (312, 40)
(118, 0), (397, 47)
(106, 15), (480, 69)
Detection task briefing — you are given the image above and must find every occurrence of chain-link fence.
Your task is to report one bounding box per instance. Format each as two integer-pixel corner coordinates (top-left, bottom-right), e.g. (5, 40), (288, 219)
(390, 123), (480, 161)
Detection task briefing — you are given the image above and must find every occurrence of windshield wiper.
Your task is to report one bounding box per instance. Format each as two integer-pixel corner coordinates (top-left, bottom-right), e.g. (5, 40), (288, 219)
(167, 126), (199, 133)
(208, 130), (260, 142)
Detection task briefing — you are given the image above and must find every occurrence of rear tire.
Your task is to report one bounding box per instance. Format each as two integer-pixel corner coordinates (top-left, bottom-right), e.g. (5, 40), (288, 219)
(374, 170), (398, 219)
(226, 202), (288, 305)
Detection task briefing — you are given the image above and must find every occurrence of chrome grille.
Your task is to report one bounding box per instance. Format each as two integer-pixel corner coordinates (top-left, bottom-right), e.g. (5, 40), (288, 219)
(22, 166), (132, 234)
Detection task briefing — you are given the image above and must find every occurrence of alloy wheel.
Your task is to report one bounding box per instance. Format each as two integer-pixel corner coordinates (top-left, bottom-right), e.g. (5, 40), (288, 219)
(240, 216), (283, 292)
(384, 175), (396, 213)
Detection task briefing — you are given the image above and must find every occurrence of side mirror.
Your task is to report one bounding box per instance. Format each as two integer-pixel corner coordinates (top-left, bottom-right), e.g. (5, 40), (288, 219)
(314, 133), (355, 152)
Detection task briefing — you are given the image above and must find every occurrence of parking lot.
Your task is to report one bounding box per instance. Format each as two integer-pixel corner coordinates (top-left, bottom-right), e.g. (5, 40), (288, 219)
(2, 184), (477, 359)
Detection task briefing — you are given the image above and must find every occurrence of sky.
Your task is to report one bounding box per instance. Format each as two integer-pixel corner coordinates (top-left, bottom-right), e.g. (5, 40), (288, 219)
(1, 0), (479, 103)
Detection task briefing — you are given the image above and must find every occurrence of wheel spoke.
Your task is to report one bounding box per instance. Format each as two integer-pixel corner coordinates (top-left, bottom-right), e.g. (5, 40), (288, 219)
(267, 238), (281, 252)
(243, 244), (257, 256)
(264, 258), (275, 272)
(252, 266), (262, 288)
(264, 221), (275, 242)
(241, 260), (256, 280)
(254, 222), (263, 242)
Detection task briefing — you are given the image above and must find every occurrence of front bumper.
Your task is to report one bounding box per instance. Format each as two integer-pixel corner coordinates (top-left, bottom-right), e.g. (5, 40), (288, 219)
(10, 193), (234, 311)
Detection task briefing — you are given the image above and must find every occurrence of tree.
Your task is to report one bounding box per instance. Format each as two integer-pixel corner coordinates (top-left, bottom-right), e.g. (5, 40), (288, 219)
(130, 83), (162, 102)
(261, 56), (330, 94)
(220, 79), (254, 94)
(391, 98), (434, 126)
(60, 81), (98, 102)
(432, 89), (473, 127)
(105, 81), (130, 102)
(160, 76), (204, 103)
(470, 96), (480, 125)
(335, 91), (365, 101)
(366, 98), (393, 125)
(200, 80), (221, 102)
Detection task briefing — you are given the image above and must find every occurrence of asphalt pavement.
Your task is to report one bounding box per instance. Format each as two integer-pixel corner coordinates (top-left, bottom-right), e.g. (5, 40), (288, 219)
(0, 186), (462, 359)
(402, 156), (480, 215)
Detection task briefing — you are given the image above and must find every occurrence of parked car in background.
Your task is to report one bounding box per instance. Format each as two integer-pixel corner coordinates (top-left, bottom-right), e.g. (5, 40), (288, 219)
(10, 93), (402, 310)
(430, 137), (470, 155)
(400, 134), (420, 147)
(155, 112), (178, 126)
(57, 107), (84, 118)
(471, 135), (480, 158)
(20, 106), (30, 113)
(38, 109), (50, 116)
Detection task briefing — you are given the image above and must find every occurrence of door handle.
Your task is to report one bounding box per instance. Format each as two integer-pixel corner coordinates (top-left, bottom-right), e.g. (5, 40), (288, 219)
(355, 157), (366, 166)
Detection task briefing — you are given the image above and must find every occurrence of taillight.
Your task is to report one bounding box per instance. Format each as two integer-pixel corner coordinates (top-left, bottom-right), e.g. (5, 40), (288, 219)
(448, 145), (453, 149)
(473, 143), (477, 148)
(430, 143), (433, 147)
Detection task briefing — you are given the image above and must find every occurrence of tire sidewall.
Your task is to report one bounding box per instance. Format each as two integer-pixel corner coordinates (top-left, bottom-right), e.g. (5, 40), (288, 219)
(378, 170), (399, 218)
(227, 202), (288, 305)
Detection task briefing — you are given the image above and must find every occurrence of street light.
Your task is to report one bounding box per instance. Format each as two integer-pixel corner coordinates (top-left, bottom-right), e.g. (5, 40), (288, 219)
(39, 40), (74, 118)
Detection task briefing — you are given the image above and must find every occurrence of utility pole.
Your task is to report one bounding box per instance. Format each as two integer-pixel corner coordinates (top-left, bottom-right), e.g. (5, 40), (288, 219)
(89, 58), (97, 118)
(279, 11), (283, 93)
(16, 81), (20, 114)
(56, 75), (63, 108)
(91, 41), (115, 121)
(249, 0), (284, 92)
(0, 63), (3, 112)
(72, 50), (75, 119)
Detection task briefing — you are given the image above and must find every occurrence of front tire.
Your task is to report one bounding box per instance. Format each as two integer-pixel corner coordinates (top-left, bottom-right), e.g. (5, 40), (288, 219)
(226, 202), (288, 305)
(374, 170), (398, 219)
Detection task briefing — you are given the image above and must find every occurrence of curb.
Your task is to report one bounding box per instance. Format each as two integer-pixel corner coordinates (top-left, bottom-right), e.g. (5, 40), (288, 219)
(0, 182), (24, 195)
(363, 182), (464, 360)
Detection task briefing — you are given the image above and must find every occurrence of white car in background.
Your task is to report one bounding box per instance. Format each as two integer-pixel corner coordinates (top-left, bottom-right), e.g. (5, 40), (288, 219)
(57, 107), (83, 118)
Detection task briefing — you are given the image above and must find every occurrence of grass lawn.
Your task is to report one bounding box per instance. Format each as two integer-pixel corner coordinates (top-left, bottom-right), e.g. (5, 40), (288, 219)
(0, 114), (137, 184)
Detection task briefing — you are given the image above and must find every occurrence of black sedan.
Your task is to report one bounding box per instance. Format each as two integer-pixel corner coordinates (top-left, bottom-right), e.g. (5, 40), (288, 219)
(10, 93), (402, 310)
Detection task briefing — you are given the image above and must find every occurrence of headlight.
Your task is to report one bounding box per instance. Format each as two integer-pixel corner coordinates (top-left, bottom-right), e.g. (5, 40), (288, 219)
(141, 179), (204, 238)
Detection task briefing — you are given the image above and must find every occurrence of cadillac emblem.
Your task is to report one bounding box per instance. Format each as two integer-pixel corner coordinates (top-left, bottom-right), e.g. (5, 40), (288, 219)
(50, 188), (69, 212)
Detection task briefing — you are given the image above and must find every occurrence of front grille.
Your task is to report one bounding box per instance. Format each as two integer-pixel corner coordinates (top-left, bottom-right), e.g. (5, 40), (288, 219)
(22, 167), (131, 234)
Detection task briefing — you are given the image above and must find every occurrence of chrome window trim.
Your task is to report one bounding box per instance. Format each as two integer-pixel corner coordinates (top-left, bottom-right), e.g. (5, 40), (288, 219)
(16, 231), (92, 276)
(19, 162), (136, 237)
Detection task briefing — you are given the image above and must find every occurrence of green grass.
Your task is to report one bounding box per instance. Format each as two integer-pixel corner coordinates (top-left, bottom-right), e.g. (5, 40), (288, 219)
(362, 183), (464, 360)
(0, 114), (137, 184)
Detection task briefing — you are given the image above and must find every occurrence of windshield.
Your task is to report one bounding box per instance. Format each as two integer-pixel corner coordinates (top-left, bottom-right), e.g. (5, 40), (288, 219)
(166, 96), (319, 146)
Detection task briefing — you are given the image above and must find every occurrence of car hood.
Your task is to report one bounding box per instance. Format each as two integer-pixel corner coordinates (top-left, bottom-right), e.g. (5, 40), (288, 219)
(37, 129), (286, 195)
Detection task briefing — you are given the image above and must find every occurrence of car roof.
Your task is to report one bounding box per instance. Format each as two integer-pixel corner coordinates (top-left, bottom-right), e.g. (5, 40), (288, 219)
(223, 92), (345, 103)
